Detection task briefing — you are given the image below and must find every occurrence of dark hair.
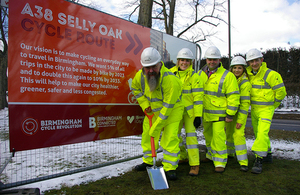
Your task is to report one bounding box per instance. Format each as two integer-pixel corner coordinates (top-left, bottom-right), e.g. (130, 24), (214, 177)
(164, 61), (176, 69)
(229, 65), (248, 78)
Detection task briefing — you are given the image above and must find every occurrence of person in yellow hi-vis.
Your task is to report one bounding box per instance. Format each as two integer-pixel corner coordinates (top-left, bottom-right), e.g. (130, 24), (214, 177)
(170, 48), (203, 176)
(198, 46), (240, 173)
(246, 48), (287, 174)
(225, 56), (251, 172)
(131, 47), (184, 180)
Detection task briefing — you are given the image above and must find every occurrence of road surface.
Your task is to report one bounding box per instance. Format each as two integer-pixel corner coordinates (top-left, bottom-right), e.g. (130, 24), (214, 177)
(246, 118), (300, 132)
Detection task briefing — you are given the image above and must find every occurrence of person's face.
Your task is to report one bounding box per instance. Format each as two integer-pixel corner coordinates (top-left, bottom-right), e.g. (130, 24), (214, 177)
(232, 65), (244, 78)
(178, 59), (191, 71)
(206, 58), (221, 70)
(248, 58), (263, 72)
(143, 62), (161, 77)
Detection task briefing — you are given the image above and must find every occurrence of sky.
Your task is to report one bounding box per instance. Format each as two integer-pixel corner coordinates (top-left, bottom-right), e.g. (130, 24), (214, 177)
(81, 0), (300, 58)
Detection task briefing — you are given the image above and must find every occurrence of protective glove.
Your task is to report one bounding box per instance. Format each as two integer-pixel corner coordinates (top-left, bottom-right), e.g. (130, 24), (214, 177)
(193, 117), (201, 128)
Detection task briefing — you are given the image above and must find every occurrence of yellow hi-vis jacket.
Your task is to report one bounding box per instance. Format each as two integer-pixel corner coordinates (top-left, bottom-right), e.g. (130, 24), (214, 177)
(236, 73), (251, 124)
(200, 63), (240, 122)
(131, 63), (184, 138)
(246, 62), (287, 109)
(170, 65), (203, 118)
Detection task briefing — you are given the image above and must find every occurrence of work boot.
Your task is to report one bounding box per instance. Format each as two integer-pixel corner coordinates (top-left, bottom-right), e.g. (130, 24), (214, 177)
(251, 157), (263, 174)
(263, 153), (273, 163)
(240, 165), (248, 172)
(178, 159), (189, 164)
(165, 170), (177, 180)
(134, 163), (152, 171)
(189, 165), (199, 176)
(215, 167), (225, 173)
(200, 158), (212, 163)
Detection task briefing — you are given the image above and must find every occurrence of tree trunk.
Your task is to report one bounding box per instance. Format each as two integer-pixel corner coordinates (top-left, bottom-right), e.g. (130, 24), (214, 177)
(137, 0), (153, 28)
(0, 52), (8, 109)
(166, 0), (175, 35)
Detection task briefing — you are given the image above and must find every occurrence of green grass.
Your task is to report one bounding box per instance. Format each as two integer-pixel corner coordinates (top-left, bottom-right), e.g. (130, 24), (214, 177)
(44, 127), (300, 195)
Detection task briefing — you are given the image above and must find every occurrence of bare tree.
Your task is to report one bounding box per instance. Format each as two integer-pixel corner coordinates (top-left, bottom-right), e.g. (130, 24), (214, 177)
(0, 6), (8, 109)
(127, 0), (226, 43)
(137, 0), (153, 28)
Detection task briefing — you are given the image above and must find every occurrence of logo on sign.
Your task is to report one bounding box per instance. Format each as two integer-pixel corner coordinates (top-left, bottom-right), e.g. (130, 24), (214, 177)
(127, 116), (134, 123)
(22, 118), (39, 136)
(125, 32), (143, 55)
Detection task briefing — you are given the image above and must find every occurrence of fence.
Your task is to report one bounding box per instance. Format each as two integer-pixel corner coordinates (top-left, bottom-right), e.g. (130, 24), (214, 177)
(0, 95), (299, 190)
(0, 107), (144, 190)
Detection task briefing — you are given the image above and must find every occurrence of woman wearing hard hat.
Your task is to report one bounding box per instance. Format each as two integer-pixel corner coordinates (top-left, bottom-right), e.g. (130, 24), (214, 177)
(225, 56), (251, 172)
(170, 48), (203, 176)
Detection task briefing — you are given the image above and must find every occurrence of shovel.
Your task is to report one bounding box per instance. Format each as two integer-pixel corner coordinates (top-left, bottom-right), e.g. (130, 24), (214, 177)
(144, 111), (169, 190)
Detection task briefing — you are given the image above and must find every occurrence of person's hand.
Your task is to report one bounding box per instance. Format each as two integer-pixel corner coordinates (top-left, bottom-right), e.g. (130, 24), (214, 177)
(193, 117), (201, 128)
(236, 123), (242, 129)
(225, 117), (233, 123)
(145, 106), (152, 113)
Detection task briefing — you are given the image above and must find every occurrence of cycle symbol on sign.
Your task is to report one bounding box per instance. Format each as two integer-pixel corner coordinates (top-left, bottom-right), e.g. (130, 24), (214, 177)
(127, 78), (138, 104)
(22, 118), (39, 136)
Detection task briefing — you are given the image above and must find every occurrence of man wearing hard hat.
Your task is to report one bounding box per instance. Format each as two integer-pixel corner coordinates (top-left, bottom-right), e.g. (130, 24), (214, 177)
(131, 47), (184, 180)
(199, 46), (240, 173)
(246, 48), (287, 174)
(170, 48), (203, 176)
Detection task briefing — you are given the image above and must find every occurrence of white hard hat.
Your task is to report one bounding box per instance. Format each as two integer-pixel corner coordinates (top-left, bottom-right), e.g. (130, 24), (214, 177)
(140, 47), (161, 67)
(230, 56), (247, 67)
(246, 48), (263, 61)
(177, 48), (193, 59)
(204, 46), (221, 59)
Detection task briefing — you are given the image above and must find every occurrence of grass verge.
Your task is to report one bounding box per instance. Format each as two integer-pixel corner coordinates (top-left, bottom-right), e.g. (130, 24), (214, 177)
(44, 127), (300, 195)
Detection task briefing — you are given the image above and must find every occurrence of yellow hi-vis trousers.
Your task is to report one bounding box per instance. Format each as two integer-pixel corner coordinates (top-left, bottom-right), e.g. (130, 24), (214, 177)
(203, 120), (227, 168)
(178, 111), (199, 166)
(225, 116), (248, 166)
(141, 115), (180, 171)
(251, 106), (274, 158)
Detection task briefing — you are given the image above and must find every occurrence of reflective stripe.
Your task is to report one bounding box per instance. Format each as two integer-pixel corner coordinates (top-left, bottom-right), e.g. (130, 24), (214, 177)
(194, 100), (203, 105)
(159, 113), (168, 120)
(251, 101), (274, 106)
(152, 107), (162, 112)
(226, 141), (235, 147)
(143, 150), (152, 158)
(273, 82), (285, 90)
(182, 89), (192, 94)
(235, 144), (247, 151)
(240, 96), (250, 100)
(275, 98), (282, 102)
(186, 105), (193, 111)
(238, 109), (248, 115)
(163, 102), (174, 108)
(134, 92), (143, 99)
(226, 90), (239, 96)
(151, 98), (162, 102)
(236, 153), (248, 161)
(162, 159), (178, 166)
(205, 91), (225, 97)
(186, 132), (197, 137)
(163, 149), (180, 157)
(239, 79), (249, 88)
(204, 109), (226, 114)
(212, 157), (227, 163)
(252, 69), (272, 89)
(186, 144), (198, 149)
(217, 71), (229, 97)
(227, 105), (238, 111)
(252, 84), (271, 89)
(212, 149), (227, 155)
(192, 88), (203, 92)
(253, 151), (268, 157)
(262, 118), (272, 122)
